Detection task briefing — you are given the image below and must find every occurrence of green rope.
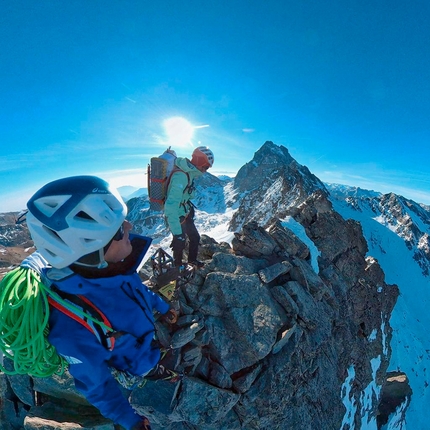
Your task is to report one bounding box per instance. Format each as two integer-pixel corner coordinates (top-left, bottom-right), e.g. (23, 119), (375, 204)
(0, 267), (67, 377)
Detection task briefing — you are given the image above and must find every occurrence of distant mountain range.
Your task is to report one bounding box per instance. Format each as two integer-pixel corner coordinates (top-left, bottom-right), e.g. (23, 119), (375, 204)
(117, 186), (147, 201)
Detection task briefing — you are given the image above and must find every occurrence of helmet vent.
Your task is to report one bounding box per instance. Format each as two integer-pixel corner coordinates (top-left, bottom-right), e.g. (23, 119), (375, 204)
(34, 195), (72, 217)
(42, 225), (66, 245)
(45, 248), (58, 258)
(83, 238), (97, 244)
(75, 211), (95, 221)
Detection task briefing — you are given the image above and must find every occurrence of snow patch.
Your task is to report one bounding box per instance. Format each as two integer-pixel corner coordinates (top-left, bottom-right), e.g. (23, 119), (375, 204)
(368, 329), (378, 342)
(280, 216), (321, 273)
(360, 355), (382, 428)
(340, 365), (357, 429)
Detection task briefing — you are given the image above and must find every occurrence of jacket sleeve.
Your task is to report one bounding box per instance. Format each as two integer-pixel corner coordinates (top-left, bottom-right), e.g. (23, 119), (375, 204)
(48, 313), (142, 430)
(164, 170), (189, 235)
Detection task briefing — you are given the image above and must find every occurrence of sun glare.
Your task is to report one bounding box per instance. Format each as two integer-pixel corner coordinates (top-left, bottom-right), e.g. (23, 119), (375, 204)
(163, 117), (194, 147)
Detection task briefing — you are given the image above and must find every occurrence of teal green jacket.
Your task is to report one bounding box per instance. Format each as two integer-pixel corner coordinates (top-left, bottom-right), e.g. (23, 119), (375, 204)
(164, 157), (203, 235)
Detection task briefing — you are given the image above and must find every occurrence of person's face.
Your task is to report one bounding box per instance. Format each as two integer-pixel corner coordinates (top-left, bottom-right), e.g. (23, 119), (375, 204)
(104, 220), (133, 263)
(197, 163), (211, 173)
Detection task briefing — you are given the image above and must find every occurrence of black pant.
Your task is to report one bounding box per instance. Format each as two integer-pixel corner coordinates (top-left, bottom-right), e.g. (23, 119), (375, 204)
(172, 212), (200, 266)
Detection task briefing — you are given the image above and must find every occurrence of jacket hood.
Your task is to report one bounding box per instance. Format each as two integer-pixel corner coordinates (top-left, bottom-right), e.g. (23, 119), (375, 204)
(45, 234), (152, 293)
(175, 157), (204, 180)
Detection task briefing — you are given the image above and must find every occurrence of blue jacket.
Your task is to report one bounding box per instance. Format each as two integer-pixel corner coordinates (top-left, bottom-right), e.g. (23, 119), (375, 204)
(45, 235), (170, 430)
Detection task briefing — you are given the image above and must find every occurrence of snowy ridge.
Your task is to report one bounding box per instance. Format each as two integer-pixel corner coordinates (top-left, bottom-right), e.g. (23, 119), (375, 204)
(328, 187), (430, 430)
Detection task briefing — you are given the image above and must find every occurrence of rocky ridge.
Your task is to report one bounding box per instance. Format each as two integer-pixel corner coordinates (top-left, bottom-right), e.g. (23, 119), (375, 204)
(0, 142), (407, 429)
(326, 185), (430, 277)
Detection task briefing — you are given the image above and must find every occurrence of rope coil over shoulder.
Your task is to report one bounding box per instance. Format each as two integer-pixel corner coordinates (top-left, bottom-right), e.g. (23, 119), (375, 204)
(0, 267), (67, 377)
(0, 266), (116, 377)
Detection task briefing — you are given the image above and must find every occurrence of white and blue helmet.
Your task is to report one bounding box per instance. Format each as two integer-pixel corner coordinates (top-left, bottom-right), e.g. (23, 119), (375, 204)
(26, 176), (127, 269)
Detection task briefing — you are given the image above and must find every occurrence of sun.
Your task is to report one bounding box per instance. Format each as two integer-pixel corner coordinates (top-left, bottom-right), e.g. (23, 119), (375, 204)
(163, 117), (194, 148)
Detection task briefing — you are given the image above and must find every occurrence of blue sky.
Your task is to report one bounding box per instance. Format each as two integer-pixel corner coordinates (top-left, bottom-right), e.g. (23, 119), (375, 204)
(2, 0), (430, 211)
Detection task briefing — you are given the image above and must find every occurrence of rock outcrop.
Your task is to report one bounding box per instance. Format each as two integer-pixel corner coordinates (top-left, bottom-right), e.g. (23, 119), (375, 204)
(1, 141), (409, 429)
(1, 193), (399, 429)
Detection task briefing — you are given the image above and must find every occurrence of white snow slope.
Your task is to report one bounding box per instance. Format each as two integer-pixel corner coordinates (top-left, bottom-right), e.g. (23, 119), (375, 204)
(329, 194), (430, 430)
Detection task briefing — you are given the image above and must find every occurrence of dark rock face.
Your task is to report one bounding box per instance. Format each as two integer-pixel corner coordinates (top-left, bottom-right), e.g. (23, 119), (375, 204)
(377, 371), (412, 428)
(1, 203), (398, 430)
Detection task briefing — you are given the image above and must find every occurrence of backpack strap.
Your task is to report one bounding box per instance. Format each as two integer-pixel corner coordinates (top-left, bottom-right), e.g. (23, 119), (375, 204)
(167, 167), (191, 196)
(48, 287), (116, 351)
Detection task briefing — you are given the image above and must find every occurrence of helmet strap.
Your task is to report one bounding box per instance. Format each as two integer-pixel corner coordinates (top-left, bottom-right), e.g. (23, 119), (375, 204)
(73, 248), (108, 269)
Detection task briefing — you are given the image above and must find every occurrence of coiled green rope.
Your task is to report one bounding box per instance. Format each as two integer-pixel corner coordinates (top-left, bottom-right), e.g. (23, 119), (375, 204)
(0, 267), (68, 377)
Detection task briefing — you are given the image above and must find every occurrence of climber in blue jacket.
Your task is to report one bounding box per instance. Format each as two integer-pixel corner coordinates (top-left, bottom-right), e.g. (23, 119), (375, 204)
(25, 175), (178, 430)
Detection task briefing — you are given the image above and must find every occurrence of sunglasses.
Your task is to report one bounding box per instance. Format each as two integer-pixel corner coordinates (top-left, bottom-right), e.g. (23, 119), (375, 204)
(112, 224), (125, 241)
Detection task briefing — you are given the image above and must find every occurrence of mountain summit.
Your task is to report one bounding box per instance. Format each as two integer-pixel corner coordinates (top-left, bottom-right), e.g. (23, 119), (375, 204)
(230, 141), (326, 231)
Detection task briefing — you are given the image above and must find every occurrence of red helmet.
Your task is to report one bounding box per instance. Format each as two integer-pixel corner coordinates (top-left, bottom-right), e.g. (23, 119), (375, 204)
(191, 146), (214, 169)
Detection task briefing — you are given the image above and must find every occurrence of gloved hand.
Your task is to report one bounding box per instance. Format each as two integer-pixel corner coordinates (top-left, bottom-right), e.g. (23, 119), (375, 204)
(131, 417), (152, 430)
(170, 234), (186, 253)
(162, 308), (178, 324)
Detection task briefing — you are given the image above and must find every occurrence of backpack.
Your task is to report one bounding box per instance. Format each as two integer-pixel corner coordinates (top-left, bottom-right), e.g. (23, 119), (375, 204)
(147, 147), (190, 211)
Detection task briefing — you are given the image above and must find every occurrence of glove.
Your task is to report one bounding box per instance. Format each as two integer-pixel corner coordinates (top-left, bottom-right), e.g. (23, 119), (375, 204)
(162, 308), (178, 324)
(170, 234), (186, 253)
(131, 417), (152, 430)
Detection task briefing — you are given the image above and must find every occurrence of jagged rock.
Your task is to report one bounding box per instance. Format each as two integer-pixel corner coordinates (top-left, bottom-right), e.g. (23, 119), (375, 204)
(268, 219), (310, 259)
(175, 314), (201, 327)
(377, 371), (412, 428)
(196, 271), (283, 373)
(1, 398), (28, 430)
(283, 281), (334, 337)
(190, 328), (210, 347)
(198, 234), (233, 260)
(154, 320), (172, 349)
(171, 377), (240, 426)
(209, 252), (267, 275)
(5, 371), (34, 407)
(32, 371), (88, 405)
(231, 363), (262, 393)
(207, 313), (282, 374)
(24, 401), (112, 430)
(0, 372), (9, 396)
(258, 260), (292, 283)
(179, 344), (202, 374)
(269, 285), (299, 318)
(130, 380), (179, 428)
(289, 257), (335, 302)
(208, 361), (232, 389)
(194, 356), (211, 380)
(308, 211), (368, 275)
(170, 321), (205, 349)
(272, 323), (302, 354)
(230, 142), (328, 232)
(231, 222), (281, 258)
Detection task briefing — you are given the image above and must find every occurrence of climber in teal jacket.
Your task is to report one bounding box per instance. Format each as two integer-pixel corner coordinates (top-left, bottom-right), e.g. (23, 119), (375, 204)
(164, 146), (215, 267)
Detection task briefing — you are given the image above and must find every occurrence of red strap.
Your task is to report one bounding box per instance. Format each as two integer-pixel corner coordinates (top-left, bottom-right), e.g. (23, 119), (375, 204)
(47, 296), (115, 351)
